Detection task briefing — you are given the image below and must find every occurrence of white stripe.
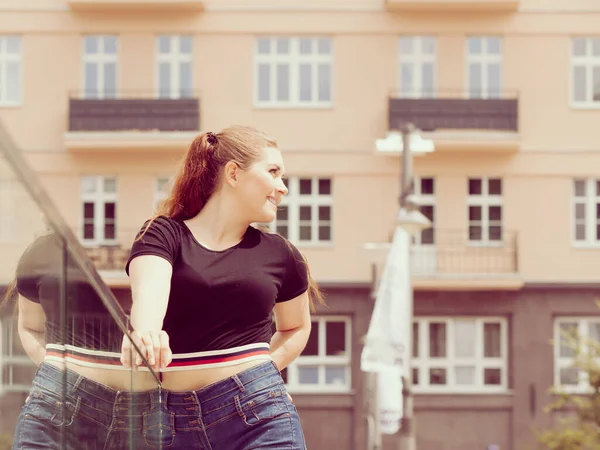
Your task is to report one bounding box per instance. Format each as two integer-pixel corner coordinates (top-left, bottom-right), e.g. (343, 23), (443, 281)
(161, 354), (272, 372)
(46, 344), (121, 359)
(171, 342), (271, 359)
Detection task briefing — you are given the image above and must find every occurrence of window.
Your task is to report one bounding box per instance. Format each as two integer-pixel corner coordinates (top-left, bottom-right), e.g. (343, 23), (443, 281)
(83, 35), (118, 99)
(399, 36), (436, 98)
(1, 316), (36, 393)
(154, 176), (172, 212)
(272, 177), (332, 245)
(467, 178), (503, 244)
(0, 36), (21, 106)
(571, 37), (600, 107)
(156, 35), (193, 99)
(554, 317), (600, 392)
(466, 36), (502, 99)
(573, 179), (600, 245)
(255, 37), (332, 107)
(414, 177), (435, 245)
(280, 316), (351, 393)
(81, 176), (117, 245)
(0, 178), (15, 243)
(412, 317), (507, 392)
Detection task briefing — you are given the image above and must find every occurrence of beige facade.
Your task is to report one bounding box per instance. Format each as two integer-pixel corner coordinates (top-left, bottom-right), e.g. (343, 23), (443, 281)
(1, 0), (600, 449)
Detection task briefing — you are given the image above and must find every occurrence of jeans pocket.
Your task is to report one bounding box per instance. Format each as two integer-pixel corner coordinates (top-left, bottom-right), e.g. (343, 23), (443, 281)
(24, 388), (81, 427)
(142, 409), (175, 449)
(235, 389), (288, 426)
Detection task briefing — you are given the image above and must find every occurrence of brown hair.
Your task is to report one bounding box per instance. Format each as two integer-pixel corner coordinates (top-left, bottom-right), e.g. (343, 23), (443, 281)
(1, 277), (19, 312)
(147, 125), (325, 311)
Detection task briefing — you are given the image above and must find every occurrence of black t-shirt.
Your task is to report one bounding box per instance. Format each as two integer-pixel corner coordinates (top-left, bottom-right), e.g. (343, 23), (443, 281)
(125, 216), (309, 356)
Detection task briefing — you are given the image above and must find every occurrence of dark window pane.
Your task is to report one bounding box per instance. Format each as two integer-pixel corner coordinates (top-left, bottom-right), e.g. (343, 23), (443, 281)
(489, 226), (502, 241)
(318, 178), (331, 195)
(420, 228), (434, 245)
(412, 367), (419, 385)
(484, 368), (501, 385)
(300, 206), (312, 220)
(468, 178), (482, 195)
(300, 226), (312, 240)
(318, 226), (330, 241)
(575, 224), (585, 241)
(104, 202), (115, 219)
(84, 224), (94, 239)
(574, 180), (586, 197)
(484, 323), (501, 357)
(429, 368), (446, 385)
(303, 322), (319, 355)
(278, 205), (288, 220)
(318, 206), (330, 221)
(276, 225), (288, 238)
(469, 226), (482, 241)
(429, 323), (446, 357)
(488, 178), (502, 195)
(325, 321), (346, 356)
(84, 202), (94, 219)
(420, 177), (434, 195)
(299, 179), (312, 195)
(412, 322), (419, 358)
(489, 206), (502, 221)
(104, 224), (115, 240)
(469, 206), (482, 221)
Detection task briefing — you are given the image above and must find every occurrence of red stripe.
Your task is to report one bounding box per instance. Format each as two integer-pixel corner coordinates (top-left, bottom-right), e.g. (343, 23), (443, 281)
(168, 350), (270, 367)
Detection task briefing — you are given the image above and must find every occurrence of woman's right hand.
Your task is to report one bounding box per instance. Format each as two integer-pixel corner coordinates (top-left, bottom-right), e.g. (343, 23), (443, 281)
(120, 329), (172, 372)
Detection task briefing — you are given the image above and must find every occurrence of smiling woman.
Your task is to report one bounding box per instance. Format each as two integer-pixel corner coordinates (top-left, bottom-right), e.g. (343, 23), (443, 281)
(117, 125), (325, 449)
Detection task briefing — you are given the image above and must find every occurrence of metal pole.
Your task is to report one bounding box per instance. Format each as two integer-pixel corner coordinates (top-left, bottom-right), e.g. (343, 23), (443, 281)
(397, 123), (416, 450)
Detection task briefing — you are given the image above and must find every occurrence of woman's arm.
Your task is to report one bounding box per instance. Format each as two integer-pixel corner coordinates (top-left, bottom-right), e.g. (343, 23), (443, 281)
(17, 295), (47, 366)
(121, 255), (173, 371)
(270, 291), (311, 371)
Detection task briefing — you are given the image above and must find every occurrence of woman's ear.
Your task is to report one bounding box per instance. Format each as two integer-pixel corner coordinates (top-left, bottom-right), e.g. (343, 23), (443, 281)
(223, 161), (239, 186)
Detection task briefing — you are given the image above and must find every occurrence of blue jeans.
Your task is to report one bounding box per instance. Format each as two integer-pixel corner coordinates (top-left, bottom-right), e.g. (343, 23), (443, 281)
(12, 360), (306, 449)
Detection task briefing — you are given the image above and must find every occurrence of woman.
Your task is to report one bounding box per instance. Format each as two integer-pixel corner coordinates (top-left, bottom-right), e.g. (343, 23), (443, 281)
(8, 232), (159, 450)
(120, 125), (323, 449)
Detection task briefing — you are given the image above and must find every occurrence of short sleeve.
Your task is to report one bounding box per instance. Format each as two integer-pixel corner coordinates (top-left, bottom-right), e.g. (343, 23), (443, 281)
(125, 217), (181, 275)
(15, 233), (59, 303)
(276, 240), (309, 303)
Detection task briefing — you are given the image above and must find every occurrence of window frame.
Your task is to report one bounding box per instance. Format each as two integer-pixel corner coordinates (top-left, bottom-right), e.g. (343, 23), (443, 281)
(554, 316), (600, 393)
(398, 36), (437, 99)
(271, 176), (333, 247)
(570, 37), (600, 109)
(284, 315), (352, 394)
(154, 175), (172, 213)
(572, 178), (600, 247)
(0, 35), (22, 107)
(82, 35), (119, 100)
(253, 36), (333, 108)
(466, 177), (503, 247)
(412, 316), (509, 394)
(465, 36), (503, 99)
(80, 175), (118, 246)
(155, 35), (193, 99)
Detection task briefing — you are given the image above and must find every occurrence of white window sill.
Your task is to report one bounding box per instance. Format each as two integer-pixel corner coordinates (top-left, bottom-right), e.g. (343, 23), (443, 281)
(294, 242), (334, 250)
(0, 102), (22, 108)
(253, 102), (333, 110)
(413, 387), (511, 395)
(571, 241), (600, 249)
(285, 386), (353, 395)
(570, 102), (600, 110)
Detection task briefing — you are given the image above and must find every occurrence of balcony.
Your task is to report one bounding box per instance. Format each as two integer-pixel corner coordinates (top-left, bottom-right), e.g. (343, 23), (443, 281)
(64, 92), (200, 152)
(68, 0), (205, 12)
(385, 0), (519, 12)
(387, 92), (520, 153)
(365, 229), (522, 290)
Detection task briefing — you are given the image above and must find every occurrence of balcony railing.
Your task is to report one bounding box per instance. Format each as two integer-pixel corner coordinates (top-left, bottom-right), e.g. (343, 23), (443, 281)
(388, 92), (519, 133)
(411, 229), (518, 277)
(68, 92), (200, 133)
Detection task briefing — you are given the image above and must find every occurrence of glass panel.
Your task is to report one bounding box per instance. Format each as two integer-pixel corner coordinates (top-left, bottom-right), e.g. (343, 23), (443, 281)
(484, 368), (502, 385)
(299, 206), (311, 221)
(325, 321), (346, 356)
(469, 206), (482, 221)
(5, 62), (21, 103)
(429, 322), (446, 357)
(422, 63), (434, 97)
(299, 64), (312, 102)
(257, 37), (271, 54)
(484, 323), (502, 357)
(303, 321), (319, 355)
(158, 62), (171, 98)
(488, 178), (502, 195)
(559, 322), (578, 358)
(318, 178), (331, 195)
(84, 36), (98, 54)
(318, 206), (330, 221)
(487, 37), (501, 54)
(276, 225), (288, 238)
(299, 226), (312, 241)
(84, 62), (98, 98)
(572, 38), (586, 57)
(276, 64), (289, 102)
(317, 38), (331, 55)
(560, 368), (579, 385)
(593, 38), (600, 57)
(258, 64), (270, 102)
(489, 206), (502, 221)
(277, 205), (288, 221)
(299, 179), (312, 195)
(318, 63), (331, 102)
(299, 38), (312, 54)
(429, 368), (446, 385)
(573, 66), (587, 103)
(179, 36), (192, 54)
(454, 319), (476, 358)
(180, 61), (192, 98)
(325, 367), (346, 386)
(399, 36), (413, 54)
(574, 180), (586, 197)
(468, 178), (482, 195)
(576, 224), (586, 241)
(469, 226), (482, 241)
(420, 178), (434, 195)
(103, 63), (117, 98)
(412, 322), (418, 357)
(104, 36), (117, 54)
(158, 35), (170, 54)
(422, 37), (435, 55)
(412, 367), (419, 385)
(298, 366), (319, 384)
(593, 66), (600, 102)
(0, 118), (159, 447)
(276, 38), (289, 54)
(468, 63), (482, 98)
(401, 63), (413, 95)
(318, 226), (331, 241)
(468, 37), (481, 55)
(489, 225), (502, 241)
(455, 366), (475, 385)
(575, 203), (586, 220)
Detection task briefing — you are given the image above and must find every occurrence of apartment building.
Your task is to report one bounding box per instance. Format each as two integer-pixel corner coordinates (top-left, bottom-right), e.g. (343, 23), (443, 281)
(1, 0), (600, 449)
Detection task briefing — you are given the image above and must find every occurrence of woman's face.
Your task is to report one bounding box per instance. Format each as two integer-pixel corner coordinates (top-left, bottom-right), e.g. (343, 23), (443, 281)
(234, 147), (288, 224)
